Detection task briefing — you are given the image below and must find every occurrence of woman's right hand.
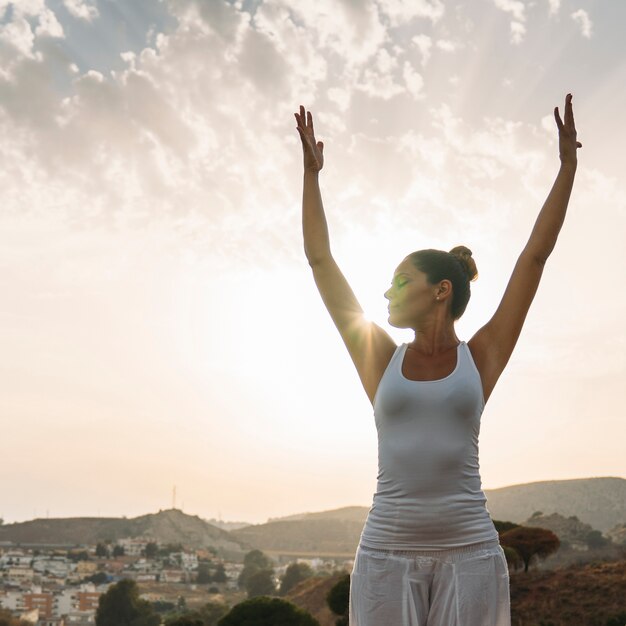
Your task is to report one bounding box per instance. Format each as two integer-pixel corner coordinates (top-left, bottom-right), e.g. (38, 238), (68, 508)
(294, 105), (324, 173)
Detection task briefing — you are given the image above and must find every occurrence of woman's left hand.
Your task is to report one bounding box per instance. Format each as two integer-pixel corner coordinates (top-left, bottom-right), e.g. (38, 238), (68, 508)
(554, 93), (582, 166)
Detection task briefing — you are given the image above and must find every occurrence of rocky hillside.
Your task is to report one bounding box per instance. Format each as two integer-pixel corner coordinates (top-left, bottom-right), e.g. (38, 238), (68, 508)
(510, 559), (626, 626)
(230, 518), (362, 557)
(286, 573), (347, 626)
(232, 478), (626, 556)
(285, 560), (626, 626)
(0, 509), (245, 557)
(484, 476), (626, 532)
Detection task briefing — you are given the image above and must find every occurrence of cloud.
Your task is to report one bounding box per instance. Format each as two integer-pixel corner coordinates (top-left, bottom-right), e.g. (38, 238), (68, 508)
(492, 0), (527, 44)
(571, 9), (592, 38)
(547, 0), (561, 15)
(62, 0), (99, 22)
(376, 0), (445, 27)
(411, 33), (432, 66)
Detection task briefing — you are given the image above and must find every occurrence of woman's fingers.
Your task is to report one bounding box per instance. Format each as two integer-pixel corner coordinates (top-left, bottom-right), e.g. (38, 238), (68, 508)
(554, 106), (563, 131)
(564, 93), (574, 128)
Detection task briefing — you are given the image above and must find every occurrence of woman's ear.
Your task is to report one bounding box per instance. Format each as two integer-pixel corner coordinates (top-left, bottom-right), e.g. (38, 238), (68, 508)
(436, 279), (453, 300)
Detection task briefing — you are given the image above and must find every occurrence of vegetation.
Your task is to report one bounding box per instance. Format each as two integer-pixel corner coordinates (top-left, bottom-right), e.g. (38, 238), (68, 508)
(95, 542), (109, 558)
(279, 562), (314, 595)
(213, 563), (227, 582)
(113, 544), (125, 557)
(196, 563), (212, 584)
(246, 569), (276, 598)
(492, 519), (520, 534)
(238, 550), (275, 598)
(217, 597), (319, 625)
(164, 601), (229, 626)
(144, 542), (159, 559)
(95, 579), (160, 626)
(326, 574), (350, 626)
(500, 526), (560, 572)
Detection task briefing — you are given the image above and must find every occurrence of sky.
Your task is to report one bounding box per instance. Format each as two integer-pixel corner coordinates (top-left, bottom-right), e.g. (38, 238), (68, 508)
(1, 0), (624, 525)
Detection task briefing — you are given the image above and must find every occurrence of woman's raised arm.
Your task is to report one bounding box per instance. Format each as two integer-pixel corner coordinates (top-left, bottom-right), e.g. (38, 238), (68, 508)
(294, 105), (396, 404)
(469, 93), (582, 403)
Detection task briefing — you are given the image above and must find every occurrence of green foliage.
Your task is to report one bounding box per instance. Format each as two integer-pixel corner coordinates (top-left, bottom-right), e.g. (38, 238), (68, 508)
(500, 526), (560, 572)
(246, 569), (276, 598)
(95, 578), (161, 626)
(239, 550), (274, 593)
(167, 618), (203, 626)
(279, 562), (314, 595)
(159, 543), (184, 556)
(86, 571), (109, 585)
(95, 542), (109, 558)
(501, 545), (522, 570)
(113, 544), (125, 557)
(144, 542), (159, 559)
(197, 601), (230, 626)
(492, 519), (520, 534)
(168, 602), (229, 626)
(243, 550), (273, 571)
(68, 549), (90, 562)
(197, 563), (212, 584)
(217, 596), (320, 626)
(213, 563), (227, 583)
(326, 574), (350, 619)
(585, 529), (609, 549)
(151, 600), (176, 613)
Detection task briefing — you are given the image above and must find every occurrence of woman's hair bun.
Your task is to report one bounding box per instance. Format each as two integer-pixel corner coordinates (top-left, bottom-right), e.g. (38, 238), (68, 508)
(449, 245), (478, 282)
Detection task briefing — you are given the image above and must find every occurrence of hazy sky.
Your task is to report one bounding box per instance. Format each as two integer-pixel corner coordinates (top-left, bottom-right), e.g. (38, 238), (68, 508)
(1, 0), (624, 525)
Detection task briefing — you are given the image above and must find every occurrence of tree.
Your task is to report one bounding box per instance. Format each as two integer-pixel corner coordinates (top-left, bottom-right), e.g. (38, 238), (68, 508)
(492, 519), (520, 535)
(326, 574), (350, 626)
(68, 550), (90, 562)
(95, 579), (161, 626)
(113, 545), (126, 558)
(213, 563), (227, 583)
(217, 597), (319, 626)
(279, 562), (314, 596)
(197, 563), (212, 584)
(585, 529), (608, 549)
(238, 550), (274, 590)
(95, 542), (109, 558)
(197, 601), (229, 625)
(500, 545), (522, 570)
(246, 570), (276, 598)
(145, 542), (159, 559)
(243, 550), (273, 571)
(500, 526), (560, 572)
(86, 571), (109, 585)
(167, 618), (203, 626)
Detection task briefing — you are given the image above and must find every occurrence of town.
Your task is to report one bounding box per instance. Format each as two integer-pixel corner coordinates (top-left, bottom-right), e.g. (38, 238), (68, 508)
(0, 536), (353, 625)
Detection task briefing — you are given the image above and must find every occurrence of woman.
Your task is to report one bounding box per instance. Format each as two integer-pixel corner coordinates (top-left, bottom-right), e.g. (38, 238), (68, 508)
(294, 94), (581, 625)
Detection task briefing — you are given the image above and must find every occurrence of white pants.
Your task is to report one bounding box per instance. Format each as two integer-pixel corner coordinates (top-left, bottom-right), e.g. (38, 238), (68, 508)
(349, 540), (511, 626)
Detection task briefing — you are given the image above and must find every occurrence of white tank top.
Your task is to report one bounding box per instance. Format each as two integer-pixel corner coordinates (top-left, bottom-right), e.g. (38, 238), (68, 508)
(359, 341), (499, 550)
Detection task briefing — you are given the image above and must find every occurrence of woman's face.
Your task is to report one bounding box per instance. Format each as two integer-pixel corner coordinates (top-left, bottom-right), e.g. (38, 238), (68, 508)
(384, 258), (437, 328)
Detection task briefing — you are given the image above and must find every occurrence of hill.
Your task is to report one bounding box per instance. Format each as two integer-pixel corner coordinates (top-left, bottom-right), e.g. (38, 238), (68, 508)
(237, 477), (625, 556)
(285, 573), (347, 626)
(0, 509), (246, 557)
(230, 518), (362, 558)
(510, 558), (626, 626)
(284, 560), (626, 626)
(484, 476), (626, 532)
